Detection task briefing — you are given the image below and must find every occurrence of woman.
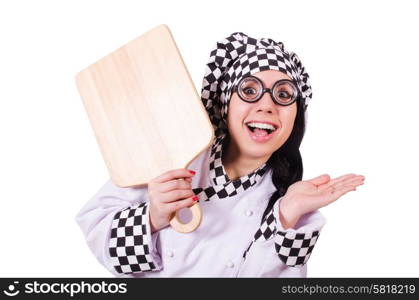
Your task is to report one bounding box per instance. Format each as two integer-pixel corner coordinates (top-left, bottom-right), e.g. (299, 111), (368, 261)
(75, 32), (365, 277)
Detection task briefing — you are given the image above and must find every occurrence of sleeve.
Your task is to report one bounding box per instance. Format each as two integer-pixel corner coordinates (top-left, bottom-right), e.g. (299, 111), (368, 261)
(272, 198), (325, 267)
(237, 197), (326, 277)
(74, 179), (163, 277)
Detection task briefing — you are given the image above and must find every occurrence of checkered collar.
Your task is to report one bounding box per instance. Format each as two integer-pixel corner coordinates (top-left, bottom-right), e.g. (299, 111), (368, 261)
(208, 132), (269, 187)
(191, 132), (269, 202)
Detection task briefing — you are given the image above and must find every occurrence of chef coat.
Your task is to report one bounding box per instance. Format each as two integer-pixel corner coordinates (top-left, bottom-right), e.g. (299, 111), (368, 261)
(75, 138), (326, 277)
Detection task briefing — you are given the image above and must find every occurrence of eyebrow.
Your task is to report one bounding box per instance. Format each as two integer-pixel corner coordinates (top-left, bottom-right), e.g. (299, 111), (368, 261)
(254, 76), (294, 85)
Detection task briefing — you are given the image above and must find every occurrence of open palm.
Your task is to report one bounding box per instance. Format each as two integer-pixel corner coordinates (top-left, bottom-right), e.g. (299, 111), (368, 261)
(282, 173), (365, 219)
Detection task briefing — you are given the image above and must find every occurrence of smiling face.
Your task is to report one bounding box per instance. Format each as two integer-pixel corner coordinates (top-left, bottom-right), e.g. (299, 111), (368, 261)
(225, 70), (298, 162)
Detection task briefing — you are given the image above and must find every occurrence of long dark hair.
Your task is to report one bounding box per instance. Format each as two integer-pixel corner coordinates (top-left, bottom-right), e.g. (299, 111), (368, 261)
(261, 96), (307, 223)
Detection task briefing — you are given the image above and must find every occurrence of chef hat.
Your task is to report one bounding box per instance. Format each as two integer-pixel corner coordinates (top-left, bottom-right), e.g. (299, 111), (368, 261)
(201, 32), (313, 138)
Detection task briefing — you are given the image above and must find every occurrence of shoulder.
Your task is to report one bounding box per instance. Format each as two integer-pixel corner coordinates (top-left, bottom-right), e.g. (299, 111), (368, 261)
(187, 146), (211, 170)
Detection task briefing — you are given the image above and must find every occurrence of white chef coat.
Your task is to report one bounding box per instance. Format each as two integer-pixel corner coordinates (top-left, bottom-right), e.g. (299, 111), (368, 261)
(75, 145), (326, 277)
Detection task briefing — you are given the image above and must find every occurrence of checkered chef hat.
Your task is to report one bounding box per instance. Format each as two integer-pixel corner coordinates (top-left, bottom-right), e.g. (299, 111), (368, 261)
(201, 32), (313, 138)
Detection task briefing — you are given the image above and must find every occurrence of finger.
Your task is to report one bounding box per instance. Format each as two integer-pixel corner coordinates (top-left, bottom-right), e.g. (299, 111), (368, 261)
(347, 176), (365, 187)
(157, 178), (192, 193)
(333, 175), (364, 190)
(331, 185), (357, 199)
(319, 174), (357, 191)
(160, 189), (195, 203)
(322, 185), (356, 204)
(167, 195), (199, 213)
(154, 169), (196, 183)
(328, 173), (357, 185)
(327, 180), (361, 192)
(318, 173), (356, 192)
(306, 174), (330, 186)
(340, 180), (364, 190)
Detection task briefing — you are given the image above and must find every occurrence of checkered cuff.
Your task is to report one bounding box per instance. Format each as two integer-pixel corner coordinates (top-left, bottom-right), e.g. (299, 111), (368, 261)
(109, 202), (162, 274)
(273, 199), (321, 267)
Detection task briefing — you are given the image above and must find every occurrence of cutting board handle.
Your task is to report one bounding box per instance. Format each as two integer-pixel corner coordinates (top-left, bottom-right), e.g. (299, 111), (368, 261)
(169, 202), (202, 233)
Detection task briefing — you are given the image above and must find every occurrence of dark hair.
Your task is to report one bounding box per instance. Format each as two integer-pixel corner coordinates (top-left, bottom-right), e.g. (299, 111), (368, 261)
(261, 96), (307, 223)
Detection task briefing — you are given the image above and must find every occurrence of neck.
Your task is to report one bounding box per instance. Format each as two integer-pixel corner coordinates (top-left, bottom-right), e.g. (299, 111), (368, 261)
(222, 136), (269, 181)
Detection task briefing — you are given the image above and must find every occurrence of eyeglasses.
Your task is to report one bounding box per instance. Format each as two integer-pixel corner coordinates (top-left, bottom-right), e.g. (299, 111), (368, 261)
(233, 75), (299, 106)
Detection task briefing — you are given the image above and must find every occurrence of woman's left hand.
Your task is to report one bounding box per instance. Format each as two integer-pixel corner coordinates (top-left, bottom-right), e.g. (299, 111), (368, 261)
(279, 173), (365, 229)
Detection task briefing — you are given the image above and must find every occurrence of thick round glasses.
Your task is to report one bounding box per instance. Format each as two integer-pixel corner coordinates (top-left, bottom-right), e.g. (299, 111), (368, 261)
(233, 76), (299, 106)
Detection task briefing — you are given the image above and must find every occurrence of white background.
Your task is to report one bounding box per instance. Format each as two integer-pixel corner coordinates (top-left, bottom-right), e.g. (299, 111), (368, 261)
(1, 0), (418, 277)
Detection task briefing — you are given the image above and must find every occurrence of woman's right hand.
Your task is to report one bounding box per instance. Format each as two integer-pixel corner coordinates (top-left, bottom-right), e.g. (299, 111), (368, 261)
(148, 168), (198, 233)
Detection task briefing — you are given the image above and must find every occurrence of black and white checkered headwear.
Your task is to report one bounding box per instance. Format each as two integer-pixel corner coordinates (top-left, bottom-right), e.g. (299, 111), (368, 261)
(201, 32), (313, 138)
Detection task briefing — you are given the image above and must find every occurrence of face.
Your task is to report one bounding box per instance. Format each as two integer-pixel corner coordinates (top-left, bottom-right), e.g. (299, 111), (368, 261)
(226, 70), (298, 161)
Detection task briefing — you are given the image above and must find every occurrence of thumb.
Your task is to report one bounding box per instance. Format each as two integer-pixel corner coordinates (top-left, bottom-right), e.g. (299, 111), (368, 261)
(307, 174), (330, 186)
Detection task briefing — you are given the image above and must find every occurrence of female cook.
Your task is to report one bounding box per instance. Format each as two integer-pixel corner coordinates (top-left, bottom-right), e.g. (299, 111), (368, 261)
(75, 32), (365, 277)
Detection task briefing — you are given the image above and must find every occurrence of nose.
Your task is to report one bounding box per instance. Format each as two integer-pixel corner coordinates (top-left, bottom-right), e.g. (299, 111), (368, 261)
(255, 91), (276, 114)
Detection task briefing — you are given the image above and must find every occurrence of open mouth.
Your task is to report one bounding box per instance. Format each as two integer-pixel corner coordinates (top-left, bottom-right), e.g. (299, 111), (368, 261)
(245, 121), (279, 142)
(246, 122), (278, 134)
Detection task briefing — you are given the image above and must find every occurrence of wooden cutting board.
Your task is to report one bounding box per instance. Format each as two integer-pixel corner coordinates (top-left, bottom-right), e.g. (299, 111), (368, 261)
(75, 24), (213, 232)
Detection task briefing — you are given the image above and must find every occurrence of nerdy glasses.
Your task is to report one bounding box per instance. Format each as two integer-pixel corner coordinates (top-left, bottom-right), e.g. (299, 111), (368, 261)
(233, 76), (299, 106)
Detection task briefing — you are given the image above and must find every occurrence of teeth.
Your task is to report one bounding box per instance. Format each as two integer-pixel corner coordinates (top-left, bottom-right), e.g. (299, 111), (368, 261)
(246, 122), (277, 131)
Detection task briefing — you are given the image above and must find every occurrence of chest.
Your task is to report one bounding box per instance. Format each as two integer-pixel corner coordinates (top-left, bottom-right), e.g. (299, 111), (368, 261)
(155, 187), (272, 275)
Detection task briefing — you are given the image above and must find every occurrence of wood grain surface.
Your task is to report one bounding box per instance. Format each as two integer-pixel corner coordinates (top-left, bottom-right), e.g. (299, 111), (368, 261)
(75, 24), (214, 188)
